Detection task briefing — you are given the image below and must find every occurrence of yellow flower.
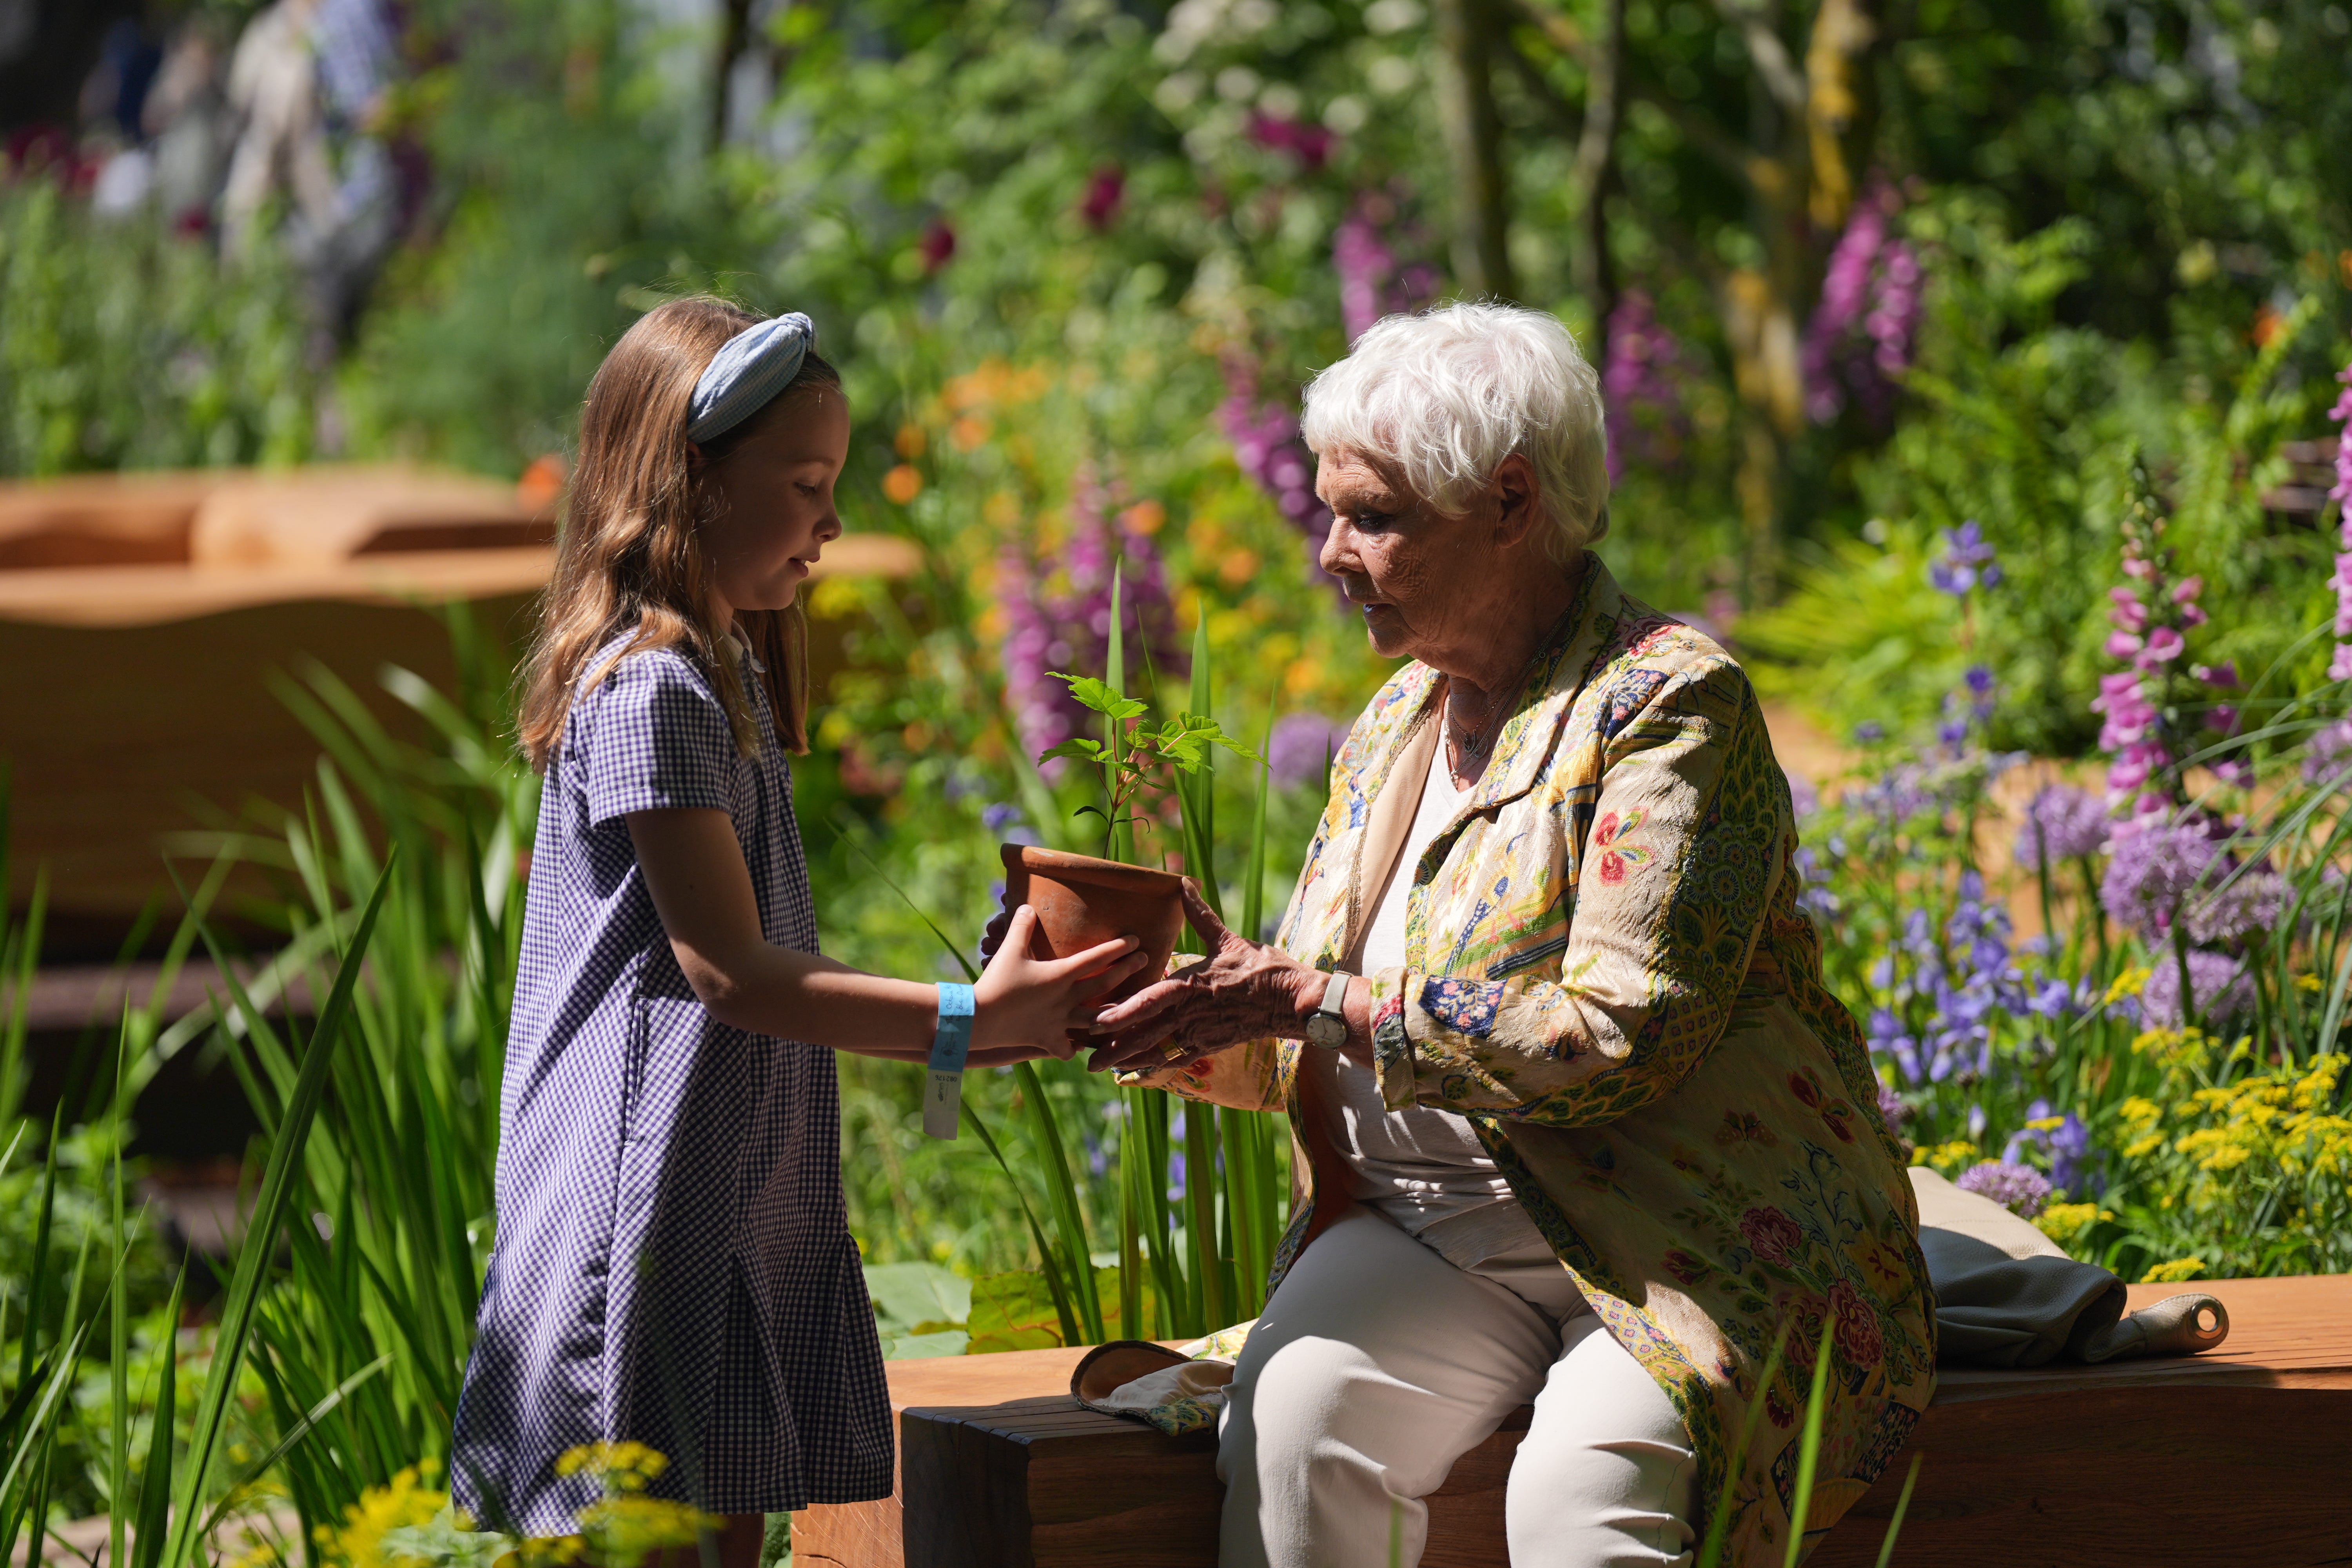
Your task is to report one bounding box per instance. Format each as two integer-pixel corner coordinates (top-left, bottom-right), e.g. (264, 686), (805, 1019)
(554, 1443), (668, 1492)
(2032, 1203), (2113, 1247)
(1909, 1138), (1979, 1173)
(316, 1465), (448, 1568)
(2142, 1257), (2207, 1283)
(2104, 966), (2151, 1004)
(576, 1496), (715, 1566)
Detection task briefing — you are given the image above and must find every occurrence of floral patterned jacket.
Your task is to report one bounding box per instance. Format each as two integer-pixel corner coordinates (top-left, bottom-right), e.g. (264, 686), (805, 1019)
(1134, 557), (1935, 1563)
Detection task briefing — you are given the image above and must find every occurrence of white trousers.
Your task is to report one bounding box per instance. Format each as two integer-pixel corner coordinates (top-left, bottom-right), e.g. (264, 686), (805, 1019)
(1218, 1207), (1696, 1568)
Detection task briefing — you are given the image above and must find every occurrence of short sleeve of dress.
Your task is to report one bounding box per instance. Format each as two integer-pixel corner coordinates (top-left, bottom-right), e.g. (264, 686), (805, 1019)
(580, 652), (738, 828)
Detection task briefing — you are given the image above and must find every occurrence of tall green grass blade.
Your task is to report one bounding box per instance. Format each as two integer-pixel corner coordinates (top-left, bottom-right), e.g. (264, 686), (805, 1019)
(1242, 697), (1275, 942)
(1873, 1452), (1924, 1568)
(129, 1272), (185, 1568)
(1105, 563), (1133, 864)
(1184, 1103), (1226, 1329)
(955, 1102), (1081, 1344)
(1782, 1318), (1840, 1568)
(1218, 1109), (1261, 1317)
(0, 866), (42, 1128)
(163, 856), (396, 1568)
(14, 1107), (64, 1394)
(0, 1323), (92, 1543)
(195, 1354), (394, 1544)
(1013, 1063), (1105, 1343)
(111, 1020), (131, 1568)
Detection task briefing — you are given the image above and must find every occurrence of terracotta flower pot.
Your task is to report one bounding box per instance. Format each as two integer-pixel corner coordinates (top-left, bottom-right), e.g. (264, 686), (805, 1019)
(999, 844), (1186, 1013)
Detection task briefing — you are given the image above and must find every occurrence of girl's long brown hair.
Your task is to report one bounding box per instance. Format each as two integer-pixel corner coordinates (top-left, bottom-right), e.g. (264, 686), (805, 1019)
(517, 296), (837, 769)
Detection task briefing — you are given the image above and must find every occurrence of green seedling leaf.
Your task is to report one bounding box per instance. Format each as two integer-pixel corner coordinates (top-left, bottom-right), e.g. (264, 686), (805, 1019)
(1041, 739), (1108, 765)
(1052, 674), (1148, 722)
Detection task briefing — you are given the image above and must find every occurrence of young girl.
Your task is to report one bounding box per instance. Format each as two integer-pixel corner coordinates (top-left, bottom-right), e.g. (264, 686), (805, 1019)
(449, 297), (1142, 1559)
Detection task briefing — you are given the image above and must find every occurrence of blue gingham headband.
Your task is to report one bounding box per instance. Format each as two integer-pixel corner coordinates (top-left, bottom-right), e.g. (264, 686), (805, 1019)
(686, 312), (816, 443)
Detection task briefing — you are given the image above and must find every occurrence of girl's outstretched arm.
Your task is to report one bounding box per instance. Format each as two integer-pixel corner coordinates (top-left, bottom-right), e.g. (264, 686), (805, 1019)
(630, 806), (1145, 1063)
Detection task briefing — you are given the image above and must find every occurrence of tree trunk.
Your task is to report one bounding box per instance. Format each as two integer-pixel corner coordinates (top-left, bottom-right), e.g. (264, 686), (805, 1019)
(1432, 0), (1517, 301)
(712, 0), (757, 151)
(1570, 0), (1627, 330)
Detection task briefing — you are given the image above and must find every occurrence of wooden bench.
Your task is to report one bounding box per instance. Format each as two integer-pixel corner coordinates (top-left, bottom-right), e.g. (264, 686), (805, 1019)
(792, 1275), (2352, 1567)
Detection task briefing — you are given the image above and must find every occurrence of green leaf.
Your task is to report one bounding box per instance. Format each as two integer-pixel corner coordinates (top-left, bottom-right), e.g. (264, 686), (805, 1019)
(1051, 673), (1147, 722)
(864, 1262), (973, 1335)
(964, 1270), (1069, 1354)
(1041, 738), (1107, 764)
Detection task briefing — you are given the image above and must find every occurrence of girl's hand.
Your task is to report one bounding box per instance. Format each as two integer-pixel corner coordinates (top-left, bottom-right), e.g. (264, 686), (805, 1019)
(972, 906), (1149, 1058)
(1086, 880), (1324, 1074)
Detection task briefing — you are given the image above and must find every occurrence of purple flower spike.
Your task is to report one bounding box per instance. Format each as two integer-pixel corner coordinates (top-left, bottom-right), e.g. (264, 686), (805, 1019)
(1601, 290), (1692, 483)
(1955, 1160), (2054, 1219)
(1802, 178), (1922, 427)
(996, 470), (1186, 775)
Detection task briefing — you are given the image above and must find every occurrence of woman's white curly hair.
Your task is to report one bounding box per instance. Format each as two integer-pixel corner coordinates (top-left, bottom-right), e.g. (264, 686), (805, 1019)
(1298, 301), (1611, 564)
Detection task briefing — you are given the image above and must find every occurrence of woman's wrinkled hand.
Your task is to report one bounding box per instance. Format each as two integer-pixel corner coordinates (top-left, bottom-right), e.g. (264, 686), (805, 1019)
(1085, 880), (1320, 1074)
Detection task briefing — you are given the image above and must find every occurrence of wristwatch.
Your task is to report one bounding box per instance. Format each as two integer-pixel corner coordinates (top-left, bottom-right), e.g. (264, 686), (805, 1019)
(1305, 970), (1352, 1048)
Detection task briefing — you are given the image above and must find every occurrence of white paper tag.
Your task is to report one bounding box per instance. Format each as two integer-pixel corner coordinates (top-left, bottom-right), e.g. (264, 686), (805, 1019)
(923, 1067), (964, 1140)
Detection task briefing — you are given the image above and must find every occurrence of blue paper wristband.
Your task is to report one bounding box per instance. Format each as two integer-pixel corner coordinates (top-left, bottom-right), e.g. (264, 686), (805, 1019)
(930, 982), (976, 1072)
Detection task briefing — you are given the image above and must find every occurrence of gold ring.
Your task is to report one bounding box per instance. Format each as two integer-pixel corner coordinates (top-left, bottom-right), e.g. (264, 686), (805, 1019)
(1160, 1043), (1187, 1062)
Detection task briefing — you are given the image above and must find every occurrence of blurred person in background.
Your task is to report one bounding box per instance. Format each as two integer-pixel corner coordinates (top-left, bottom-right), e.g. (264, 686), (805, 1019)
(143, 15), (234, 230)
(222, 0), (401, 341)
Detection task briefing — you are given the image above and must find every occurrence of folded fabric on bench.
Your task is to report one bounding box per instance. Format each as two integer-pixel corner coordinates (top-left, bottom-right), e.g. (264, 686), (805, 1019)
(1909, 1167), (2227, 1367)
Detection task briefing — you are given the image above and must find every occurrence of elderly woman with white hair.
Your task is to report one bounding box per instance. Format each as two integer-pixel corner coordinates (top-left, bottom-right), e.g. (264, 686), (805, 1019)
(1088, 303), (1936, 1567)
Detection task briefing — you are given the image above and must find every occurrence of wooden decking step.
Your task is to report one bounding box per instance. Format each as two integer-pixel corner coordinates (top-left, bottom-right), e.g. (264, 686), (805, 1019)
(793, 1274), (2352, 1567)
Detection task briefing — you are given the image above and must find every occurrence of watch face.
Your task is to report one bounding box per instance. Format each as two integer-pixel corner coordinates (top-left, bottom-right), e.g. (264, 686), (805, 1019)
(1306, 1014), (1346, 1048)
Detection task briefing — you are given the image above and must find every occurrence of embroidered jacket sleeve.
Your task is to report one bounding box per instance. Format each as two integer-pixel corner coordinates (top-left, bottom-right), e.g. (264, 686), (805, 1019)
(1365, 659), (1786, 1127)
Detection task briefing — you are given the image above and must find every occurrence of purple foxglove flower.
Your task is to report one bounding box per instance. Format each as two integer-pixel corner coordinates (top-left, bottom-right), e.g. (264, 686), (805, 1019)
(1956, 1160), (2054, 1218)
(2330, 357), (2352, 510)
(2138, 625), (2185, 665)
(1223, 361), (1336, 560)
(1803, 179), (1920, 426)
(2139, 947), (2254, 1029)
(995, 472), (1186, 773)
(1602, 289), (1691, 483)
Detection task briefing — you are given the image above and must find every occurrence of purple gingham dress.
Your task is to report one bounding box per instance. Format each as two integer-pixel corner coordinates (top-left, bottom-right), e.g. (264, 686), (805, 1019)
(450, 637), (891, 1534)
